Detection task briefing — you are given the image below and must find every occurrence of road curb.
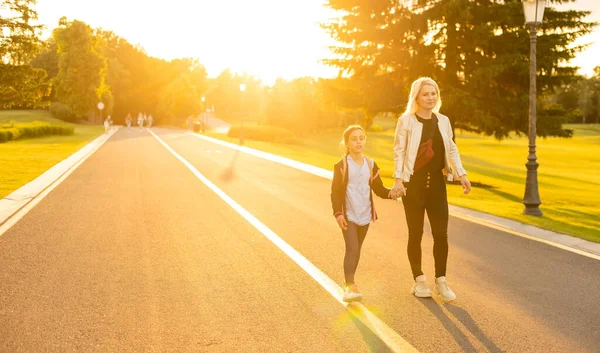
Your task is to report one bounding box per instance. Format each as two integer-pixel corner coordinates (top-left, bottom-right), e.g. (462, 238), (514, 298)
(189, 132), (600, 260)
(448, 205), (600, 259)
(0, 127), (119, 227)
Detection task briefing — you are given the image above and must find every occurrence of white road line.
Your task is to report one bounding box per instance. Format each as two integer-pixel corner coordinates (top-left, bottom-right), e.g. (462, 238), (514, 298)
(188, 132), (600, 262)
(189, 132), (333, 179)
(150, 130), (419, 353)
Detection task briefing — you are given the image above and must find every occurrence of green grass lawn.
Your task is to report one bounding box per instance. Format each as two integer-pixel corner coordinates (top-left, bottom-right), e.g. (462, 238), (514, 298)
(206, 122), (600, 243)
(0, 110), (104, 199)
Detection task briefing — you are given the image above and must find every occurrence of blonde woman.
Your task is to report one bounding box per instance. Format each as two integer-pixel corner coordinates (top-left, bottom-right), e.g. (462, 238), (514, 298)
(391, 77), (471, 303)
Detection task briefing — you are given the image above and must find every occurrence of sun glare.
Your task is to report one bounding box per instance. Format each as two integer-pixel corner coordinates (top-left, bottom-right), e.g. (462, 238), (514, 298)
(36, 0), (339, 85)
(35, 0), (599, 82)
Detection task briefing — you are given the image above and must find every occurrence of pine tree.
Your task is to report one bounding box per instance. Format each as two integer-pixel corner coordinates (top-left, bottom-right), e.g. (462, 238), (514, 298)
(322, 0), (596, 138)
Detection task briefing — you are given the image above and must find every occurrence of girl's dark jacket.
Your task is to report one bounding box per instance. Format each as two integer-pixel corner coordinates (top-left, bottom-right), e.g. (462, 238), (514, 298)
(330, 156), (392, 223)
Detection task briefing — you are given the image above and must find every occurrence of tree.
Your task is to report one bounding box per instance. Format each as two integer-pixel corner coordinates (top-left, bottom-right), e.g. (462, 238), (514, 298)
(156, 73), (202, 125)
(31, 38), (59, 80)
(0, 0), (43, 65)
(266, 78), (320, 131)
(321, 0), (428, 128)
(588, 67), (600, 124)
(0, 0), (49, 108)
(0, 63), (49, 108)
(53, 18), (109, 121)
(322, 0), (596, 138)
(204, 70), (262, 123)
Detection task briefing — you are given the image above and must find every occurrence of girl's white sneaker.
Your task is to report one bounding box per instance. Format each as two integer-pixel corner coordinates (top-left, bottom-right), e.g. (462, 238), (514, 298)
(342, 283), (363, 302)
(435, 276), (457, 303)
(411, 275), (432, 298)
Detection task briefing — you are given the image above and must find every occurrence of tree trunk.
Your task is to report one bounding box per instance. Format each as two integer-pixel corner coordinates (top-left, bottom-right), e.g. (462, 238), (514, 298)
(597, 92), (600, 124)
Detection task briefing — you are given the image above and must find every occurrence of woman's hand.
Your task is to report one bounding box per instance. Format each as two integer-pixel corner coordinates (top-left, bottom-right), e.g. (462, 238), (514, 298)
(390, 178), (406, 199)
(460, 175), (471, 194)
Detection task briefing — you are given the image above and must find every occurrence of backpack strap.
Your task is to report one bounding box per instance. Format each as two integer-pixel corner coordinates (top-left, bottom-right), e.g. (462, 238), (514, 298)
(343, 156), (375, 184)
(341, 156), (348, 183)
(366, 157), (374, 183)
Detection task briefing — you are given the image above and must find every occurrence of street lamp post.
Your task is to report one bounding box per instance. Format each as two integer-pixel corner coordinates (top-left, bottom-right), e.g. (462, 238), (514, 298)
(239, 83), (246, 145)
(522, 0), (546, 216)
(97, 102), (104, 125)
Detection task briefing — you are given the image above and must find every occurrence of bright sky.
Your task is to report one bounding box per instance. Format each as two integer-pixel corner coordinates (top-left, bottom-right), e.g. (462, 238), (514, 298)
(556, 0), (600, 77)
(36, 0), (599, 84)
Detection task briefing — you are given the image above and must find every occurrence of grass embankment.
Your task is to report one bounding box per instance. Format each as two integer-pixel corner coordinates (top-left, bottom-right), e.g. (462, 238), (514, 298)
(206, 121), (600, 242)
(0, 110), (104, 198)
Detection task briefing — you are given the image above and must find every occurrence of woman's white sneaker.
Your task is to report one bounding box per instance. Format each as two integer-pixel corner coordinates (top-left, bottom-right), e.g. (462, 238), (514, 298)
(411, 275), (432, 298)
(435, 276), (457, 303)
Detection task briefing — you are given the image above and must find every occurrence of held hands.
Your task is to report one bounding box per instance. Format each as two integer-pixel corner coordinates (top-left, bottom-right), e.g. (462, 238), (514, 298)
(389, 179), (406, 199)
(460, 175), (471, 194)
(336, 215), (348, 230)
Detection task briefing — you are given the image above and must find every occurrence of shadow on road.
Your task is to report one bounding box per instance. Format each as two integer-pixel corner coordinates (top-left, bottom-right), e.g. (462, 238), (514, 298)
(417, 299), (502, 353)
(446, 305), (503, 353)
(418, 299), (477, 352)
(220, 149), (240, 182)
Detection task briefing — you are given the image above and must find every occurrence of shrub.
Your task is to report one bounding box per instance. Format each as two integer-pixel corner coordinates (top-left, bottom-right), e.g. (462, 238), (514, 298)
(0, 121), (74, 143)
(0, 130), (9, 142)
(368, 125), (384, 133)
(5, 128), (21, 140)
(50, 102), (77, 122)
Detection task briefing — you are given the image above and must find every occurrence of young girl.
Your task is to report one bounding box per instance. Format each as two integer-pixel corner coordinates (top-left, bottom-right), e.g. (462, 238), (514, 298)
(331, 125), (393, 302)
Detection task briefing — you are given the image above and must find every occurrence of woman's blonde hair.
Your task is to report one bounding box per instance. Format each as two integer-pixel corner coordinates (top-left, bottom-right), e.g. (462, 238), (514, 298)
(340, 125), (365, 156)
(403, 77), (442, 116)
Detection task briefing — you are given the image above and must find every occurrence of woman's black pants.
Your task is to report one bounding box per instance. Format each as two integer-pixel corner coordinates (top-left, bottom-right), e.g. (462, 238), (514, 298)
(402, 170), (449, 279)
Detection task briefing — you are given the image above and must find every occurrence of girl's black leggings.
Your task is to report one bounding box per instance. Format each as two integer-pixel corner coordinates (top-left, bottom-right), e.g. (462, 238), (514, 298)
(342, 221), (370, 285)
(402, 170), (449, 279)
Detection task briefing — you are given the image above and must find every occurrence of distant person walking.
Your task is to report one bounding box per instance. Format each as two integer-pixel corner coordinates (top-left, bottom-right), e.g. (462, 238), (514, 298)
(125, 114), (132, 130)
(390, 77), (471, 303)
(331, 125), (394, 302)
(103, 115), (112, 134)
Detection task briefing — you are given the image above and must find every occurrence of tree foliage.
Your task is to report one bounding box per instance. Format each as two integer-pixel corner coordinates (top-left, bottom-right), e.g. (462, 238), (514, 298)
(322, 0), (596, 138)
(0, 0), (49, 108)
(0, 63), (49, 108)
(0, 0), (43, 65)
(53, 19), (108, 120)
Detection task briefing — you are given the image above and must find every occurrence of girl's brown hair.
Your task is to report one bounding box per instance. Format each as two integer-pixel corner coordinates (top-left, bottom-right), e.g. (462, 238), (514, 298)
(340, 125), (366, 156)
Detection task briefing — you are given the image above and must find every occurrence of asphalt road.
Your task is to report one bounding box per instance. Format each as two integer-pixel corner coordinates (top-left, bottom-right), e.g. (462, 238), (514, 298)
(1, 127), (598, 353)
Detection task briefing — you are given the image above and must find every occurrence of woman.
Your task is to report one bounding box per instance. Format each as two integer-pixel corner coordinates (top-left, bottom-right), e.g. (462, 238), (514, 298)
(391, 77), (471, 303)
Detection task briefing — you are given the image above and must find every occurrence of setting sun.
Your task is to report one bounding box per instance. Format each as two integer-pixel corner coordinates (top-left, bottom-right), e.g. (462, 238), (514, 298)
(36, 0), (340, 85)
(35, 0), (599, 83)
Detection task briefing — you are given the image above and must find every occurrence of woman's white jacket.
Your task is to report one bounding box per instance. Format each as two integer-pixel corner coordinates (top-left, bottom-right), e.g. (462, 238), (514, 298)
(393, 112), (466, 182)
